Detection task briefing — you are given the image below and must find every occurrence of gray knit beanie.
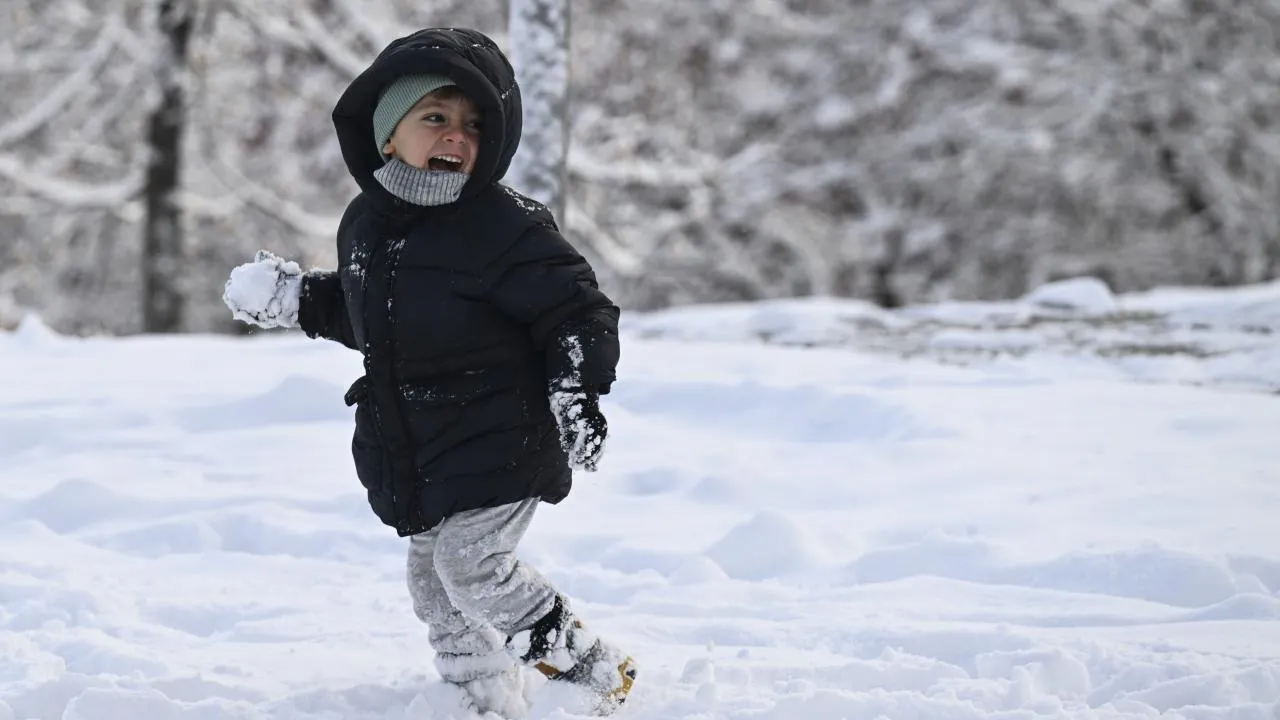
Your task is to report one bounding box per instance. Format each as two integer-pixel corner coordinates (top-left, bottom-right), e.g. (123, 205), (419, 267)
(373, 74), (456, 156)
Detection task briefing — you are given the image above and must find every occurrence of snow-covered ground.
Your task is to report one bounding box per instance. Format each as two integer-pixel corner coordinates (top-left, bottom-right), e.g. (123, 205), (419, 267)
(628, 277), (1280, 395)
(2, 279), (1279, 720)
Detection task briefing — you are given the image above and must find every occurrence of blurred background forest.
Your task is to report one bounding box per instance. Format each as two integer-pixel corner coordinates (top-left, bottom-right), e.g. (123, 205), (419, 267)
(2, 0), (1279, 335)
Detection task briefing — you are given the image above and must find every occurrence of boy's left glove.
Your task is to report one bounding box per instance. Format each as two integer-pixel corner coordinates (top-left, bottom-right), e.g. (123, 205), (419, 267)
(550, 389), (608, 471)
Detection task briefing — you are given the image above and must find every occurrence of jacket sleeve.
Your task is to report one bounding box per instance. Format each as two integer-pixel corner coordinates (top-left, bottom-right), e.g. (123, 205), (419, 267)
(296, 198), (360, 350)
(298, 270), (357, 349)
(483, 223), (620, 394)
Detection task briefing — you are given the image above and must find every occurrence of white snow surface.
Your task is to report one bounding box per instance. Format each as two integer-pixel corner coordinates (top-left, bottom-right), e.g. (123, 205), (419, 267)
(2, 280), (1280, 719)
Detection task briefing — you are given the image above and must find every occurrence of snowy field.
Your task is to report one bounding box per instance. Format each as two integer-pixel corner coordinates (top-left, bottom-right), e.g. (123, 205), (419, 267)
(2, 279), (1279, 719)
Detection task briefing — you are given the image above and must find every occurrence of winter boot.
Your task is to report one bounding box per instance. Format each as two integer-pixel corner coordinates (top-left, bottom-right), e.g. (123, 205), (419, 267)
(506, 596), (636, 715)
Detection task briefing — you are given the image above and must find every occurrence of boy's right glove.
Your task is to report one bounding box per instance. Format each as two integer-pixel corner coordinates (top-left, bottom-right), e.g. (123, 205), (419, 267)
(223, 250), (303, 329)
(549, 389), (608, 471)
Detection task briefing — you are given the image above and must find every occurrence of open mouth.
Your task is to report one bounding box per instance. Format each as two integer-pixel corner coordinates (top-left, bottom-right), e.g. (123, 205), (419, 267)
(428, 154), (465, 172)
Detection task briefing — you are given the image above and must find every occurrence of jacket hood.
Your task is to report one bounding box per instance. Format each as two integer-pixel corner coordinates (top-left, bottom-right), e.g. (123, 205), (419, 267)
(332, 28), (522, 203)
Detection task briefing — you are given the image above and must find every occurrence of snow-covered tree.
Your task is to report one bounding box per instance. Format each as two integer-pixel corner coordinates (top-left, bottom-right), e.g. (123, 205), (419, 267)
(564, 0), (1280, 307)
(4, 0), (1280, 334)
(142, 0), (193, 332)
(0, 0), (502, 333)
(506, 0), (570, 223)
(0, 0), (152, 332)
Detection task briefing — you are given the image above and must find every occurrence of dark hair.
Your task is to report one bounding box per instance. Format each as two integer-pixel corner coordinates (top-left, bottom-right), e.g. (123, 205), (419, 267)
(426, 85), (471, 103)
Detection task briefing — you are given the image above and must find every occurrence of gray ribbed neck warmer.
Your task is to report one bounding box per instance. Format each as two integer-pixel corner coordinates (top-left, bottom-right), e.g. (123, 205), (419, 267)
(373, 158), (469, 206)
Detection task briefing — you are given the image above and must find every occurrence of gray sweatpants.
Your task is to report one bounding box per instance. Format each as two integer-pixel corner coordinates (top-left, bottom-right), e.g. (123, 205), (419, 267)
(406, 498), (558, 683)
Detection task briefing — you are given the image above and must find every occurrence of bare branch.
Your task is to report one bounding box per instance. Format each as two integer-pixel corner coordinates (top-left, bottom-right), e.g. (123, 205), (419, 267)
(289, 5), (367, 79)
(196, 146), (340, 238)
(331, 0), (401, 49)
(0, 16), (123, 149)
(175, 189), (246, 220)
(0, 153), (142, 208)
(219, 0), (365, 78)
(33, 53), (153, 176)
(568, 152), (713, 188)
(0, 196), (47, 215)
(566, 199), (643, 275)
(217, 0), (313, 54)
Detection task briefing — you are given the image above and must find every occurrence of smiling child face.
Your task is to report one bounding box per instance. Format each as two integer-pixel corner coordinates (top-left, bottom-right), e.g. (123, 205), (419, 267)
(381, 87), (482, 173)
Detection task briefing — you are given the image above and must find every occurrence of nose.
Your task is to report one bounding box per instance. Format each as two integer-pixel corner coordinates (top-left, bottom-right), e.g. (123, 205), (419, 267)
(443, 124), (467, 144)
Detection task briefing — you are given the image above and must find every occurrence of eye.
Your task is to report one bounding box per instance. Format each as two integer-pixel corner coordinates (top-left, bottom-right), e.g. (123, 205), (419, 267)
(421, 113), (446, 123)
(466, 119), (483, 132)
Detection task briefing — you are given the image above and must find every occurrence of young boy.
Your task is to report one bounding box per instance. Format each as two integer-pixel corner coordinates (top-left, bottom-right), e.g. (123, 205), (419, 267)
(222, 27), (634, 719)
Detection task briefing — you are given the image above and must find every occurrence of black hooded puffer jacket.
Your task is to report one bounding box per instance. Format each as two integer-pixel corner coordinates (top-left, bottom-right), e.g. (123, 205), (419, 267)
(297, 28), (620, 537)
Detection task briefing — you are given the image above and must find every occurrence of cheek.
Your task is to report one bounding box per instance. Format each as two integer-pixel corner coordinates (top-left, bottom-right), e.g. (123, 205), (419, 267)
(396, 132), (432, 164)
(402, 132), (426, 152)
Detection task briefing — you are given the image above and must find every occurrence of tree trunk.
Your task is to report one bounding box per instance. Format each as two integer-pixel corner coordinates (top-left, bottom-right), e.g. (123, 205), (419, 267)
(507, 0), (570, 224)
(143, 0), (193, 333)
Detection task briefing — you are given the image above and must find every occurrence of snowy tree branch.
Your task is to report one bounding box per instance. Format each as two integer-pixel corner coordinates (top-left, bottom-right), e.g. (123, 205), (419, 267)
(331, 0), (401, 49)
(568, 153), (713, 188)
(566, 199), (643, 275)
(193, 126), (340, 239)
(0, 16), (123, 149)
(290, 5), (367, 79)
(0, 153), (142, 208)
(218, 0), (356, 78)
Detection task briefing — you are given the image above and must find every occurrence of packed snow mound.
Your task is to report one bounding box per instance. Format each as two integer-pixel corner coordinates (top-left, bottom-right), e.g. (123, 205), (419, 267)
(704, 510), (826, 580)
(1021, 276), (1118, 313)
(10, 314), (62, 347)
